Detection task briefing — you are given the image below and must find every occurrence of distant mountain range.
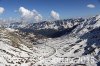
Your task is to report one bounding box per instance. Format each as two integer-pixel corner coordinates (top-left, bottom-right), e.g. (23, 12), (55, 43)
(2, 18), (84, 38)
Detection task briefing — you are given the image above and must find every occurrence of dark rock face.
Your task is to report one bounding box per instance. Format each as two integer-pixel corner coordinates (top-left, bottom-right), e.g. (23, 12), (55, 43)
(50, 25), (78, 38)
(97, 62), (100, 66)
(80, 27), (100, 55)
(81, 27), (100, 46)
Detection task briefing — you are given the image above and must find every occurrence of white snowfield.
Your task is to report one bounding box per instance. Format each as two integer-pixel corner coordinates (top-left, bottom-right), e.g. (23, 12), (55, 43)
(0, 15), (100, 66)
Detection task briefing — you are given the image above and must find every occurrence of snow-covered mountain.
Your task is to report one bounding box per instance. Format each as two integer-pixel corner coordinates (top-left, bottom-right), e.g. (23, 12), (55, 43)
(3, 18), (84, 30)
(24, 18), (84, 30)
(0, 15), (100, 66)
(17, 18), (84, 38)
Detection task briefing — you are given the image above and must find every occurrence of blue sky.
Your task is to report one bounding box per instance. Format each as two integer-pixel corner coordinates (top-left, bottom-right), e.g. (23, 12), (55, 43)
(0, 0), (100, 20)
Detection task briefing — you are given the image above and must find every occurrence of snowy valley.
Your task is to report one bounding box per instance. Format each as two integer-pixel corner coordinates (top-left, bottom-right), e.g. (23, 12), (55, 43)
(0, 15), (100, 66)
